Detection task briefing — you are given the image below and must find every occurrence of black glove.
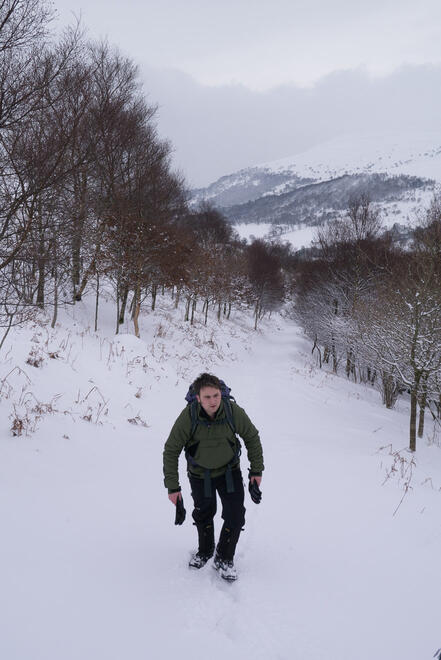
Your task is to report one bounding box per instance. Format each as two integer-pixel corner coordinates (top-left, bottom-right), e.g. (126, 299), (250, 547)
(248, 479), (262, 504)
(174, 496), (186, 525)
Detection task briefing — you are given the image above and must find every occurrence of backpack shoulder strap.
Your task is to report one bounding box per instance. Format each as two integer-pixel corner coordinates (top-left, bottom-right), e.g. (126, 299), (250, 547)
(184, 383), (199, 442)
(223, 397), (236, 434)
(218, 380), (236, 434)
(188, 399), (199, 439)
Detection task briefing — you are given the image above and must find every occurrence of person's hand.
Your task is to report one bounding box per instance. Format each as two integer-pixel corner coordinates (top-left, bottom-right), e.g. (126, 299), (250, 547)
(168, 492), (182, 505)
(248, 477), (262, 504)
(174, 495), (186, 525)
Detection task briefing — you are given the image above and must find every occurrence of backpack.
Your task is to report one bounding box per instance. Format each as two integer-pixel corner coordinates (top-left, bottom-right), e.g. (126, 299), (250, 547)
(184, 380), (241, 496)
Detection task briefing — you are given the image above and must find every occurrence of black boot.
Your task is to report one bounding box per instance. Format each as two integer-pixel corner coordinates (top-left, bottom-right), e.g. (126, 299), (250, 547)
(213, 553), (238, 581)
(189, 522), (215, 569)
(213, 525), (241, 581)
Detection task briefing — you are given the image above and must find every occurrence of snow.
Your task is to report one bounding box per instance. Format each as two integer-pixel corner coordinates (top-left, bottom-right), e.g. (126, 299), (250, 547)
(273, 225), (317, 250)
(1, 294), (441, 660)
(228, 132), (441, 250)
(234, 222), (317, 250)
(234, 222), (273, 241)
(260, 131), (441, 183)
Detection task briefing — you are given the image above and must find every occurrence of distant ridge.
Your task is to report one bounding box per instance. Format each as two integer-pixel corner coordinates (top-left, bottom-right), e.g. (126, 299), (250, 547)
(190, 132), (441, 247)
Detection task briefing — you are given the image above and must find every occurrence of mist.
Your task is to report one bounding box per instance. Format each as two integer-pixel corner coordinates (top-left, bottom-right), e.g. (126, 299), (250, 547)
(142, 64), (441, 187)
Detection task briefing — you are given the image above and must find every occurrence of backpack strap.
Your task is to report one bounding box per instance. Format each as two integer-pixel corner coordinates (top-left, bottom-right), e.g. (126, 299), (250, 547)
(189, 399), (199, 437)
(221, 397), (241, 493)
(222, 396), (236, 435)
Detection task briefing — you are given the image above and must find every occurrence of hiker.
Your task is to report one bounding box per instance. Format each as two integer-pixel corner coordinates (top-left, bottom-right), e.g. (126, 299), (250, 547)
(163, 372), (264, 581)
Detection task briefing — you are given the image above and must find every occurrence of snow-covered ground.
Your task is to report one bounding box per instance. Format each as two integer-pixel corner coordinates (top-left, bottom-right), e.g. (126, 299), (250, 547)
(234, 222), (273, 242)
(1, 295), (440, 660)
(235, 222), (317, 250)
(260, 131), (441, 183)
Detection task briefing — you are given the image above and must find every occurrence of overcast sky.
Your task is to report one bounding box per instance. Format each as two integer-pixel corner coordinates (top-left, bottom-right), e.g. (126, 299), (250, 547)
(53, 0), (441, 186)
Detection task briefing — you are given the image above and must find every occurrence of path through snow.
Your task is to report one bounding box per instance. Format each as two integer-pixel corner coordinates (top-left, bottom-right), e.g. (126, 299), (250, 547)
(1, 315), (440, 659)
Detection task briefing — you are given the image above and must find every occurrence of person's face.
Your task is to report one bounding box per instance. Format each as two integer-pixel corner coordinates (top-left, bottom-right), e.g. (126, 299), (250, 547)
(197, 386), (222, 418)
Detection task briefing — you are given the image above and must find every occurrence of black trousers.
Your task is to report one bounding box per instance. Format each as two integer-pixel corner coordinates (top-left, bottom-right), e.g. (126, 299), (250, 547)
(189, 468), (246, 560)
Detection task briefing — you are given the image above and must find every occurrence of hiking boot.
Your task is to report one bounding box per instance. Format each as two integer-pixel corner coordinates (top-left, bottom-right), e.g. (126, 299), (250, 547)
(213, 552), (238, 581)
(189, 551), (212, 569)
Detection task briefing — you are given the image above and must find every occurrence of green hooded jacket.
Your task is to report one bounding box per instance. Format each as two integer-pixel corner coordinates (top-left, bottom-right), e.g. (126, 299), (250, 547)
(163, 400), (264, 493)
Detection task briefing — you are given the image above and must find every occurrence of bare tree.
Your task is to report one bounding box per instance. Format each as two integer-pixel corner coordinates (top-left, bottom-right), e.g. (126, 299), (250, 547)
(247, 239), (285, 330)
(0, 22), (86, 273)
(0, 0), (52, 55)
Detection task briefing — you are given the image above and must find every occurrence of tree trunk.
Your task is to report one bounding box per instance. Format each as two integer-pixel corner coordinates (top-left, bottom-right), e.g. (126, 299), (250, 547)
(184, 295), (191, 321)
(191, 297), (197, 325)
(72, 204), (83, 298)
(94, 273), (99, 332)
(0, 314), (14, 352)
(151, 283), (157, 311)
(346, 349), (356, 381)
(409, 387), (418, 452)
(51, 270), (58, 329)
(133, 283), (141, 338)
(75, 223), (104, 302)
(75, 255), (96, 301)
(36, 257), (45, 308)
(119, 285), (129, 325)
(417, 375), (429, 439)
(367, 367), (376, 385)
(382, 372), (399, 409)
(312, 336), (322, 368)
(254, 299), (259, 330)
(36, 212), (46, 307)
(204, 299), (209, 325)
(332, 341), (338, 374)
(72, 170), (87, 300)
(115, 285), (120, 335)
(409, 312), (421, 452)
(129, 292), (136, 317)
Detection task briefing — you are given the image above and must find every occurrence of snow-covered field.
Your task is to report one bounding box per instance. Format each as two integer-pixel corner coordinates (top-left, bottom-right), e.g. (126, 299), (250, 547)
(235, 222), (317, 250)
(234, 222), (273, 242)
(1, 295), (440, 660)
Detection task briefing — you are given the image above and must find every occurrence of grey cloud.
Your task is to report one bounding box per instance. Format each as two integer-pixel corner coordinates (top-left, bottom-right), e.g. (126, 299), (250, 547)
(142, 65), (441, 187)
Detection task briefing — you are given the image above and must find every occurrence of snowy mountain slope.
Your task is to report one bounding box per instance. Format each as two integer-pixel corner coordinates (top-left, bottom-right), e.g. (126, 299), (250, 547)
(261, 131), (441, 183)
(192, 131), (441, 247)
(194, 131), (441, 206)
(225, 172), (431, 224)
(191, 169), (314, 208)
(1, 296), (441, 660)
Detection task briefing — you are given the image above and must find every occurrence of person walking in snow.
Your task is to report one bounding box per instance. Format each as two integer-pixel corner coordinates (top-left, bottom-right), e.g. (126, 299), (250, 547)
(163, 372), (264, 581)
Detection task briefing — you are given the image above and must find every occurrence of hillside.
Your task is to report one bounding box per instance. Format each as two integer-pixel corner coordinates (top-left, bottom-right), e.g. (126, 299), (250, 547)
(1, 295), (440, 659)
(192, 131), (441, 248)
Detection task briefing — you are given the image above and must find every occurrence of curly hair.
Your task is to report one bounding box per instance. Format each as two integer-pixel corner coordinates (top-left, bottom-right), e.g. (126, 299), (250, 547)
(192, 372), (222, 395)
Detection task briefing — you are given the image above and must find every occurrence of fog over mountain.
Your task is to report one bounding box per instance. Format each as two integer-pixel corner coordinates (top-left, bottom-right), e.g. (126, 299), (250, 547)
(143, 64), (441, 187)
